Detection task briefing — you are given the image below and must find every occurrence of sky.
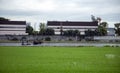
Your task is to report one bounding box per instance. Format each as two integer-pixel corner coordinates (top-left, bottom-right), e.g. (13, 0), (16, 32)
(0, 0), (120, 30)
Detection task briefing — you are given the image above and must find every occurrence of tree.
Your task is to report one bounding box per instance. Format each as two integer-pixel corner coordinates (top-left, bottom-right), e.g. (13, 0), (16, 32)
(32, 31), (39, 35)
(94, 29), (101, 36)
(39, 23), (46, 35)
(114, 23), (120, 36)
(85, 29), (95, 36)
(26, 25), (33, 35)
(39, 28), (55, 35)
(114, 23), (120, 28)
(100, 22), (108, 28)
(74, 30), (80, 36)
(91, 15), (102, 23)
(63, 30), (80, 36)
(63, 30), (72, 36)
(97, 17), (102, 24)
(0, 17), (9, 21)
(39, 29), (46, 35)
(40, 23), (45, 30)
(97, 22), (108, 36)
(91, 15), (96, 22)
(45, 28), (55, 35)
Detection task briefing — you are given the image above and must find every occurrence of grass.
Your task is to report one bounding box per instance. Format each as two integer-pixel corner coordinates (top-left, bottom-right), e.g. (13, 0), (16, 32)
(0, 46), (120, 73)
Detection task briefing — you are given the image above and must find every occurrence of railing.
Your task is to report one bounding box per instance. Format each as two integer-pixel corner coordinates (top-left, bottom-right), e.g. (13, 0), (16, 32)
(94, 36), (120, 40)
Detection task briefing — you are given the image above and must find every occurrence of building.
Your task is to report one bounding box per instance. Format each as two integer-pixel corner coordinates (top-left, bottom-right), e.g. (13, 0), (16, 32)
(0, 20), (27, 35)
(47, 21), (98, 35)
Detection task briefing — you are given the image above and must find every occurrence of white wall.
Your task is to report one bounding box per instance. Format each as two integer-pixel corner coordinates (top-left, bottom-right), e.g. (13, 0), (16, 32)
(48, 26), (98, 29)
(0, 24), (27, 35)
(0, 31), (28, 35)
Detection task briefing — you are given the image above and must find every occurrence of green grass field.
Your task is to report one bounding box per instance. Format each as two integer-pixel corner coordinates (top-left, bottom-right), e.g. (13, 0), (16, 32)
(0, 46), (120, 73)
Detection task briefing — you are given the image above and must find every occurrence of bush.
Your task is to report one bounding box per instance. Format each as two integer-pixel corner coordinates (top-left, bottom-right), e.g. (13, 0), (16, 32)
(45, 37), (51, 41)
(104, 45), (111, 47)
(33, 40), (43, 45)
(115, 40), (120, 43)
(115, 45), (119, 47)
(85, 37), (93, 41)
(68, 38), (73, 41)
(11, 37), (18, 41)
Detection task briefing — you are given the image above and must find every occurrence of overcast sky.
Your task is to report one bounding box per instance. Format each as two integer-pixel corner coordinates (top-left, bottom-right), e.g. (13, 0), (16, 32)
(0, 0), (120, 30)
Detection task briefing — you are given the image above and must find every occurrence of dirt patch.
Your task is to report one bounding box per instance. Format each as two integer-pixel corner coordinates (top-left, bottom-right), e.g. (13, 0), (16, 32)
(105, 54), (116, 59)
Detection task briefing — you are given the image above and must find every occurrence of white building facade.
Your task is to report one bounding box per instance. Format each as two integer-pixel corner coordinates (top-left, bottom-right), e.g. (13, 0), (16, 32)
(47, 21), (98, 35)
(0, 20), (28, 35)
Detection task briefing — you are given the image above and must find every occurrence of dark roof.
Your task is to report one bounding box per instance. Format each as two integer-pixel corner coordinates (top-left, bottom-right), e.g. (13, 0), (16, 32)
(0, 21), (26, 25)
(47, 21), (98, 26)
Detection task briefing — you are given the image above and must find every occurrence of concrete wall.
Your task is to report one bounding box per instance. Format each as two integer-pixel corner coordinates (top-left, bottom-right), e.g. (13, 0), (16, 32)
(0, 35), (120, 42)
(94, 36), (120, 42)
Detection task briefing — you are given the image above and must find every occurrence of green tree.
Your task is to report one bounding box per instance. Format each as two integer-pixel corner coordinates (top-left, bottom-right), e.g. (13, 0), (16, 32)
(85, 29), (95, 36)
(26, 25), (33, 35)
(45, 28), (55, 35)
(63, 30), (80, 36)
(73, 30), (80, 36)
(39, 28), (55, 35)
(0, 17), (9, 21)
(33, 31), (39, 35)
(97, 22), (108, 36)
(63, 30), (73, 36)
(40, 23), (45, 30)
(39, 23), (46, 35)
(100, 22), (108, 28)
(114, 23), (120, 36)
(91, 15), (96, 22)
